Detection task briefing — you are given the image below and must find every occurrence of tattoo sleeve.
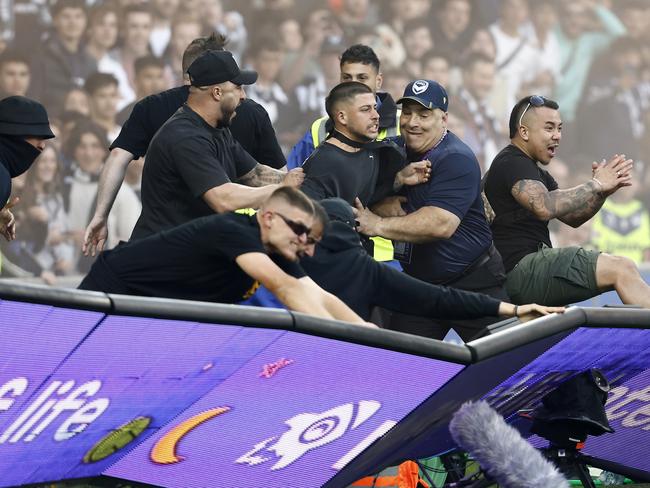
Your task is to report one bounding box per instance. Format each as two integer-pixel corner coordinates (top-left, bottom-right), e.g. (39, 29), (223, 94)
(511, 179), (606, 227)
(237, 164), (285, 187)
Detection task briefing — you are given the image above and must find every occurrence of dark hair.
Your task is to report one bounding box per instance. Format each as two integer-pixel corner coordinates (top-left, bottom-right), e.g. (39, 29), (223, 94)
(84, 72), (118, 95)
(509, 95), (559, 139)
(50, 0), (86, 18)
(340, 44), (380, 71)
(182, 33), (228, 73)
(462, 52), (495, 71)
(63, 121), (108, 161)
(135, 55), (165, 76)
(0, 49), (30, 69)
(87, 2), (118, 27)
(403, 17), (433, 34)
(266, 187), (315, 216)
(325, 81), (373, 120)
(123, 4), (152, 20)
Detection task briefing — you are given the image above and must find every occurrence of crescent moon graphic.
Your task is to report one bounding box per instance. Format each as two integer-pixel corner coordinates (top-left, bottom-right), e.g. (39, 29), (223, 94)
(150, 406), (231, 464)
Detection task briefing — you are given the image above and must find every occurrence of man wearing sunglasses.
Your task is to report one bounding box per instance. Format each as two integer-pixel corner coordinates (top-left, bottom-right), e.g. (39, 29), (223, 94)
(78, 187), (370, 325)
(483, 95), (650, 308)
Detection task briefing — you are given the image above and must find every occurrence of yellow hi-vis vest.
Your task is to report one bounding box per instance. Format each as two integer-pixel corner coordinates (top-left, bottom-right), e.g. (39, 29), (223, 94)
(591, 199), (650, 265)
(310, 115), (400, 261)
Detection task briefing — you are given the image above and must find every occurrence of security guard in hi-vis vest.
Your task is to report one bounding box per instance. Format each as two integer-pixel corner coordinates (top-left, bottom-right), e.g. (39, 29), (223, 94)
(287, 44), (400, 261)
(592, 198), (650, 264)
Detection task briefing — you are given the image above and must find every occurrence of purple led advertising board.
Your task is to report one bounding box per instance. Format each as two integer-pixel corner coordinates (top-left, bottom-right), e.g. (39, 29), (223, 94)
(0, 299), (465, 488)
(482, 327), (650, 475)
(107, 332), (464, 488)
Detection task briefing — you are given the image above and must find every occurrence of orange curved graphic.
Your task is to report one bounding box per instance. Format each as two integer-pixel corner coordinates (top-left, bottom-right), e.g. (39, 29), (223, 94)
(150, 406), (231, 464)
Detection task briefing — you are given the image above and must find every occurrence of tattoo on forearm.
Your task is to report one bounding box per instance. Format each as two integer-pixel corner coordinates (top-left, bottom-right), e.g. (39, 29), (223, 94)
(512, 179), (606, 224)
(238, 164), (284, 186)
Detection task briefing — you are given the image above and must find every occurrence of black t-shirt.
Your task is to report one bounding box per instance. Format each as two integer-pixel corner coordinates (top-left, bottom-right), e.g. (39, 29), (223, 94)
(484, 144), (559, 272)
(81, 213), (305, 303)
(301, 143), (380, 205)
(131, 105), (258, 240)
(110, 86), (286, 168)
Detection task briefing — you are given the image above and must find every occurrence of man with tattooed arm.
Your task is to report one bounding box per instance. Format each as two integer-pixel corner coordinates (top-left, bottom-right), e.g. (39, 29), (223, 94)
(130, 50), (303, 240)
(484, 95), (650, 308)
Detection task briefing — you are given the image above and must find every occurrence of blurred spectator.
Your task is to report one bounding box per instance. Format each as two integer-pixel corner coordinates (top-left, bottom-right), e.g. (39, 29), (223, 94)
(31, 0), (97, 117)
(117, 55), (167, 125)
(488, 0), (539, 118)
(199, 0), (247, 61)
(554, 0), (626, 125)
(431, 0), (475, 66)
(246, 37), (299, 150)
(614, 0), (650, 41)
(8, 144), (75, 283)
(422, 52), (451, 89)
(576, 37), (647, 166)
(333, 0), (379, 42)
(401, 18), (434, 79)
(292, 38), (342, 128)
(385, 0), (432, 36)
(382, 67), (411, 105)
(455, 53), (503, 171)
(84, 72), (121, 143)
(0, 49), (30, 97)
(354, 24), (405, 70)
(279, 9), (343, 93)
(62, 87), (90, 117)
(113, 4), (154, 92)
(63, 122), (140, 272)
(591, 166), (650, 264)
(162, 13), (202, 86)
(150, 0), (180, 57)
(85, 3), (134, 110)
(523, 0), (560, 97)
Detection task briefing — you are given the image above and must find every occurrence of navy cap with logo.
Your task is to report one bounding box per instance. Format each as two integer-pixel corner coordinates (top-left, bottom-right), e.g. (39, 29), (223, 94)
(187, 50), (258, 87)
(397, 79), (449, 112)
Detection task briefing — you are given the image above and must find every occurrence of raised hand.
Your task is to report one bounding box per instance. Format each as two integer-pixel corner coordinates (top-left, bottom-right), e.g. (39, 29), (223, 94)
(0, 197), (20, 241)
(592, 154), (634, 195)
(396, 160), (431, 188)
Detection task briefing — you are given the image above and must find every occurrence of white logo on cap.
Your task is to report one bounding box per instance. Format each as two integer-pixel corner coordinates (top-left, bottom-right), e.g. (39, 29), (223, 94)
(412, 80), (429, 95)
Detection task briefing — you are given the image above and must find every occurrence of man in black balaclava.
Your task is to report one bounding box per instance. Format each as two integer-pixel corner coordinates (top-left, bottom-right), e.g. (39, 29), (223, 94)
(0, 96), (55, 241)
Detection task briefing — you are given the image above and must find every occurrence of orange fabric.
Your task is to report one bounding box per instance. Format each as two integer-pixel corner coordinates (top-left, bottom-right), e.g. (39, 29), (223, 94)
(351, 461), (429, 488)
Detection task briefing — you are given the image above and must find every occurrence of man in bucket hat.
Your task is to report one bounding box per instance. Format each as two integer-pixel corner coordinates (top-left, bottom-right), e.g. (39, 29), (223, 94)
(0, 96), (55, 242)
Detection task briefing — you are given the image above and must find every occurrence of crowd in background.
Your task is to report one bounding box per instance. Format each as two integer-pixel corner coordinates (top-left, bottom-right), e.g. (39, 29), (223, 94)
(0, 0), (649, 285)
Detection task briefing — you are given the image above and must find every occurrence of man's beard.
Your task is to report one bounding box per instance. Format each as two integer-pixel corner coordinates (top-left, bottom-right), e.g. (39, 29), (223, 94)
(218, 108), (237, 128)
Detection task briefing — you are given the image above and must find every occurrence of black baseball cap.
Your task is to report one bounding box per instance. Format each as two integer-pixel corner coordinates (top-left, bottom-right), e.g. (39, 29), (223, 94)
(187, 50), (258, 87)
(397, 79), (449, 112)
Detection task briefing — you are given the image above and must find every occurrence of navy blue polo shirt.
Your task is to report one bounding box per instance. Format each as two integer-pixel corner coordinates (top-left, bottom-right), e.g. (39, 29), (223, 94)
(399, 130), (493, 284)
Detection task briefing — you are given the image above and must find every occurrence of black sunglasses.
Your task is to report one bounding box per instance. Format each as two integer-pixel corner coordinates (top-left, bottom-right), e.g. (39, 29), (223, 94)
(274, 212), (311, 238)
(518, 95), (545, 127)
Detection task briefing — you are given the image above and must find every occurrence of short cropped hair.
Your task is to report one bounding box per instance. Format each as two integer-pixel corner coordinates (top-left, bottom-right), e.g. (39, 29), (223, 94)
(51, 0), (86, 17)
(265, 187), (315, 216)
(509, 95), (559, 139)
(182, 33), (228, 73)
(325, 81), (373, 120)
(0, 49), (30, 69)
(135, 55), (165, 76)
(340, 44), (380, 71)
(84, 72), (118, 95)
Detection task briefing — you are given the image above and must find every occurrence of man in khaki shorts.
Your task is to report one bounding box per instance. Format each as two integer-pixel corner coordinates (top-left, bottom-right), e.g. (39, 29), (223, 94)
(484, 95), (650, 307)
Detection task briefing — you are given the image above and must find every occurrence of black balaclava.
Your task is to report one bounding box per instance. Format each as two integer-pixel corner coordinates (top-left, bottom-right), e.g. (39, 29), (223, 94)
(0, 135), (41, 204)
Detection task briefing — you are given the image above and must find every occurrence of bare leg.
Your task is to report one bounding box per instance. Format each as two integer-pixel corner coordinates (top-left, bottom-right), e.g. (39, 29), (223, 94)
(596, 253), (650, 308)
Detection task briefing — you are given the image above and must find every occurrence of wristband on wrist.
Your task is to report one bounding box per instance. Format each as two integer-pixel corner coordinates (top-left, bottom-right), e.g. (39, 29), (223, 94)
(513, 305), (519, 317)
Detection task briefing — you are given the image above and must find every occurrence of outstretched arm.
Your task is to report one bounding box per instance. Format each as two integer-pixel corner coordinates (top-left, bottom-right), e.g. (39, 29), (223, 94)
(237, 164), (303, 187)
(510, 154), (633, 228)
(236, 253), (372, 326)
(83, 148), (134, 256)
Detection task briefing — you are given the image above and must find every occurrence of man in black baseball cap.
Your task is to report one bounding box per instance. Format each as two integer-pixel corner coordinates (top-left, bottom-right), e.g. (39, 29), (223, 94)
(0, 96), (55, 242)
(128, 50), (304, 241)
